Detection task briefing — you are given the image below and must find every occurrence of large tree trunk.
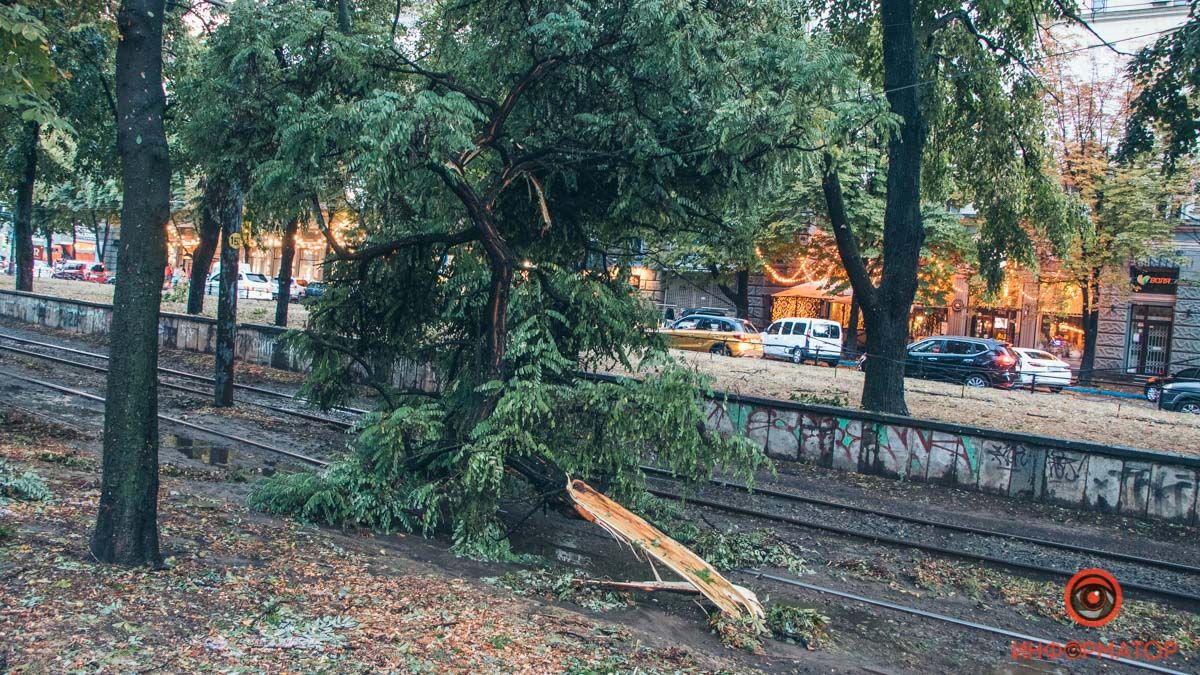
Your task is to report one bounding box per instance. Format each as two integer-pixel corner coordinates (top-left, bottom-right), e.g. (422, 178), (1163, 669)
(13, 121), (38, 292)
(856, 0), (926, 414)
(91, 0), (170, 567)
(186, 181), (224, 314)
(1078, 272), (1100, 385)
(274, 216), (299, 327)
(213, 183), (244, 407)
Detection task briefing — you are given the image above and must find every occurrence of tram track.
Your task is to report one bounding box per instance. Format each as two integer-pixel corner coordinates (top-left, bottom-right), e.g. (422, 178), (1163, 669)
(641, 466), (1200, 577)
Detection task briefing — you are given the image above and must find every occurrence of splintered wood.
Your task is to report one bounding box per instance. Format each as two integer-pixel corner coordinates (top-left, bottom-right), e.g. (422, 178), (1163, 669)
(566, 479), (765, 625)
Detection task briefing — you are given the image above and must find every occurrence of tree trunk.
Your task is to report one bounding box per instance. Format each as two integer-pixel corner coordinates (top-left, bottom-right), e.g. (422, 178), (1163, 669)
(213, 183), (244, 407)
(1078, 273), (1100, 385)
(13, 121), (38, 292)
(91, 0), (170, 567)
(858, 0), (926, 414)
(845, 296), (861, 357)
(45, 229), (53, 265)
(714, 268), (751, 319)
(274, 216), (299, 327)
(336, 0), (351, 33)
(186, 181), (222, 314)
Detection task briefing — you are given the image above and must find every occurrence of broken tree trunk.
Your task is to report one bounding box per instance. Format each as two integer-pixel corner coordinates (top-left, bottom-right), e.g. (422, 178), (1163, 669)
(566, 479), (765, 625)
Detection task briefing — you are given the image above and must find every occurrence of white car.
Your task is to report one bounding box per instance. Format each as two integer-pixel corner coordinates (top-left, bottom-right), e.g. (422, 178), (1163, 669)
(33, 260), (53, 278)
(762, 317), (844, 366)
(271, 278), (304, 302)
(204, 267), (274, 300)
(1013, 348), (1072, 392)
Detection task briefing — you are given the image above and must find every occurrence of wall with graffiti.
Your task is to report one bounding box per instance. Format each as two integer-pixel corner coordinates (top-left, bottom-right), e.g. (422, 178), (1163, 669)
(703, 395), (1200, 524)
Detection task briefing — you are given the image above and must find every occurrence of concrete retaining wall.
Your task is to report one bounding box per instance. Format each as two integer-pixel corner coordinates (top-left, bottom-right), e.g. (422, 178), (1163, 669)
(3, 288), (1196, 524)
(702, 393), (1199, 524)
(0, 288), (437, 391)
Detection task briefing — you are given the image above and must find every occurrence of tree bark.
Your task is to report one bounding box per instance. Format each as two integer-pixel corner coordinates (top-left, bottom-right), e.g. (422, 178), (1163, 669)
(1078, 271), (1100, 385)
(845, 295), (861, 357)
(13, 121), (38, 292)
(274, 216), (299, 327)
(186, 181), (223, 314)
(213, 183), (244, 407)
(91, 0), (170, 567)
(715, 269), (751, 319)
(820, 0), (926, 415)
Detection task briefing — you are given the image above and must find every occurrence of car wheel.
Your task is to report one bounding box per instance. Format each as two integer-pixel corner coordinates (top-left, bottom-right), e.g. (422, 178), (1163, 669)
(710, 343), (732, 357)
(1180, 402), (1200, 415)
(1049, 386), (1064, 393)
(964, 373), (990, 388)
(1145, 386), (1160, 403)
(791, 348), (803, 364)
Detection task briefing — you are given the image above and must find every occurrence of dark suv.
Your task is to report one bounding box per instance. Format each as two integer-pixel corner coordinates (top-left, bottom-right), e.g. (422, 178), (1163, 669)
(904, 336), (1019, 388)
(1159, 382), (1200, 414)
(1144, 367), (1200, 403)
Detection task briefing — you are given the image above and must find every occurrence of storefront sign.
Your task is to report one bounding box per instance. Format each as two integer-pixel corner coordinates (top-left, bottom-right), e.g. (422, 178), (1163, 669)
(1130, 266), (1178, 295)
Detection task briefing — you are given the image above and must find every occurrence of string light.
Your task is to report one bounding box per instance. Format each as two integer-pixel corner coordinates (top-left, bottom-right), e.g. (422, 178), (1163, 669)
(756, 247), (824, 286)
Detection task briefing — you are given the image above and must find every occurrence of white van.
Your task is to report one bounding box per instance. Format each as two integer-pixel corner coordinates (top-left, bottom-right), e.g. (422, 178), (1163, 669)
(762, 317), (844, 366)
(204, 264), (274, 300)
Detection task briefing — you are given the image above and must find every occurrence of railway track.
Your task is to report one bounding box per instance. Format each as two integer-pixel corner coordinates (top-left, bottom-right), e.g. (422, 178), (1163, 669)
(642, 466), (1200, 577)
(0, 336), (1196, 673)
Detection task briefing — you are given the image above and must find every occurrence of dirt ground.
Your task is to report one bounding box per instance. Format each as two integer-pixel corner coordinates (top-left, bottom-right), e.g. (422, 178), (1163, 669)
(0, 276), (309, 327)
(614, 349), (1200, 456)
(0, 412), (742, 674)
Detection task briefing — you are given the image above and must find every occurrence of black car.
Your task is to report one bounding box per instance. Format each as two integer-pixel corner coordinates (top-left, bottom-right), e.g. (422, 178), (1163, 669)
(903, 336), (1019, 388)
(1144, 367), (1200, 403)
(1158, 381), (1200, 414)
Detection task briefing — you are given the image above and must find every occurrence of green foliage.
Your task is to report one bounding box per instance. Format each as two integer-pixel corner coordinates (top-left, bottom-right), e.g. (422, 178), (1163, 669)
(0, 460), (52, 503)
(709, 611), (766, 652)
(789, 389), (850, 407)
(1122, 2), (1200, 166)
(689, 529), (811, 576)
(766, 604), (831, 646)
(484, 569), (632, 613)
(0, 2), (61, 126)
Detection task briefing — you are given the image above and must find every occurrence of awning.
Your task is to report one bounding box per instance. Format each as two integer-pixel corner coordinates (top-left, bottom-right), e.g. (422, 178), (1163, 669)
(772, 281), (852, 303)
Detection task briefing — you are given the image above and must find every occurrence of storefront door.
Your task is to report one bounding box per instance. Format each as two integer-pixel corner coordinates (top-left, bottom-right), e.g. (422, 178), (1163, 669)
(1126, 305), (1173, 376)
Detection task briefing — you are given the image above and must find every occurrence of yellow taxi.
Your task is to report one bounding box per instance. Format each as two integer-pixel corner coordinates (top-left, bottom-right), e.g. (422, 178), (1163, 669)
(658, 314), (764, 357)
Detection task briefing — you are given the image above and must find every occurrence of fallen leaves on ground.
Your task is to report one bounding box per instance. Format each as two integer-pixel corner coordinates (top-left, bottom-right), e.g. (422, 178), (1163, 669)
(0, 414), (735, 674)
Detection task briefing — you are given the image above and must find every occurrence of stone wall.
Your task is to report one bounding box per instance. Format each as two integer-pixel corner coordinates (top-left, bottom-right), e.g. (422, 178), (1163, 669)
(0, 288), (438, 392)
(704, 392), (1199, 524)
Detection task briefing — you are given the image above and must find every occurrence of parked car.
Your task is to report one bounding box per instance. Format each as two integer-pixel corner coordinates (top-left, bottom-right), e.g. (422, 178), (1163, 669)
(762, 317), (843, 366)
(679, 307), (730, 319)
(658, 315), (763, 357)
(1158, 381), (1200, 414)
(33, 260), (54, 278)
(1144, 367), (1200, 403)
(1012, 347), (1072, 392)
(271, 278), (304, 302)
(888, 336), (1019, 388)
(52, 261), (106, 282)
(302, 281), (326, 300)
(203, 265), (274, 300)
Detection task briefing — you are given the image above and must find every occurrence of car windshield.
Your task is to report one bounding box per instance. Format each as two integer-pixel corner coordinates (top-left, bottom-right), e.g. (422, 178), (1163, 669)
(245, 273), (269, 283)
(1024, 350), (1058, 361)
(734, 320), (757, 333)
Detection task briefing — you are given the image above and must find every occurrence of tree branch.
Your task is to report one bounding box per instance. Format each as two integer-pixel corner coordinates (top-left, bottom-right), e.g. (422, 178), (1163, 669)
(334, 228), (479, 262)
(821, 153), (877, 311)
(310, 194), (349, 258)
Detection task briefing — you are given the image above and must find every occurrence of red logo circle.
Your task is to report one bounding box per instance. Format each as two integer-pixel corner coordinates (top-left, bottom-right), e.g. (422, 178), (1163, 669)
(1065, 568), (1122, 627)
